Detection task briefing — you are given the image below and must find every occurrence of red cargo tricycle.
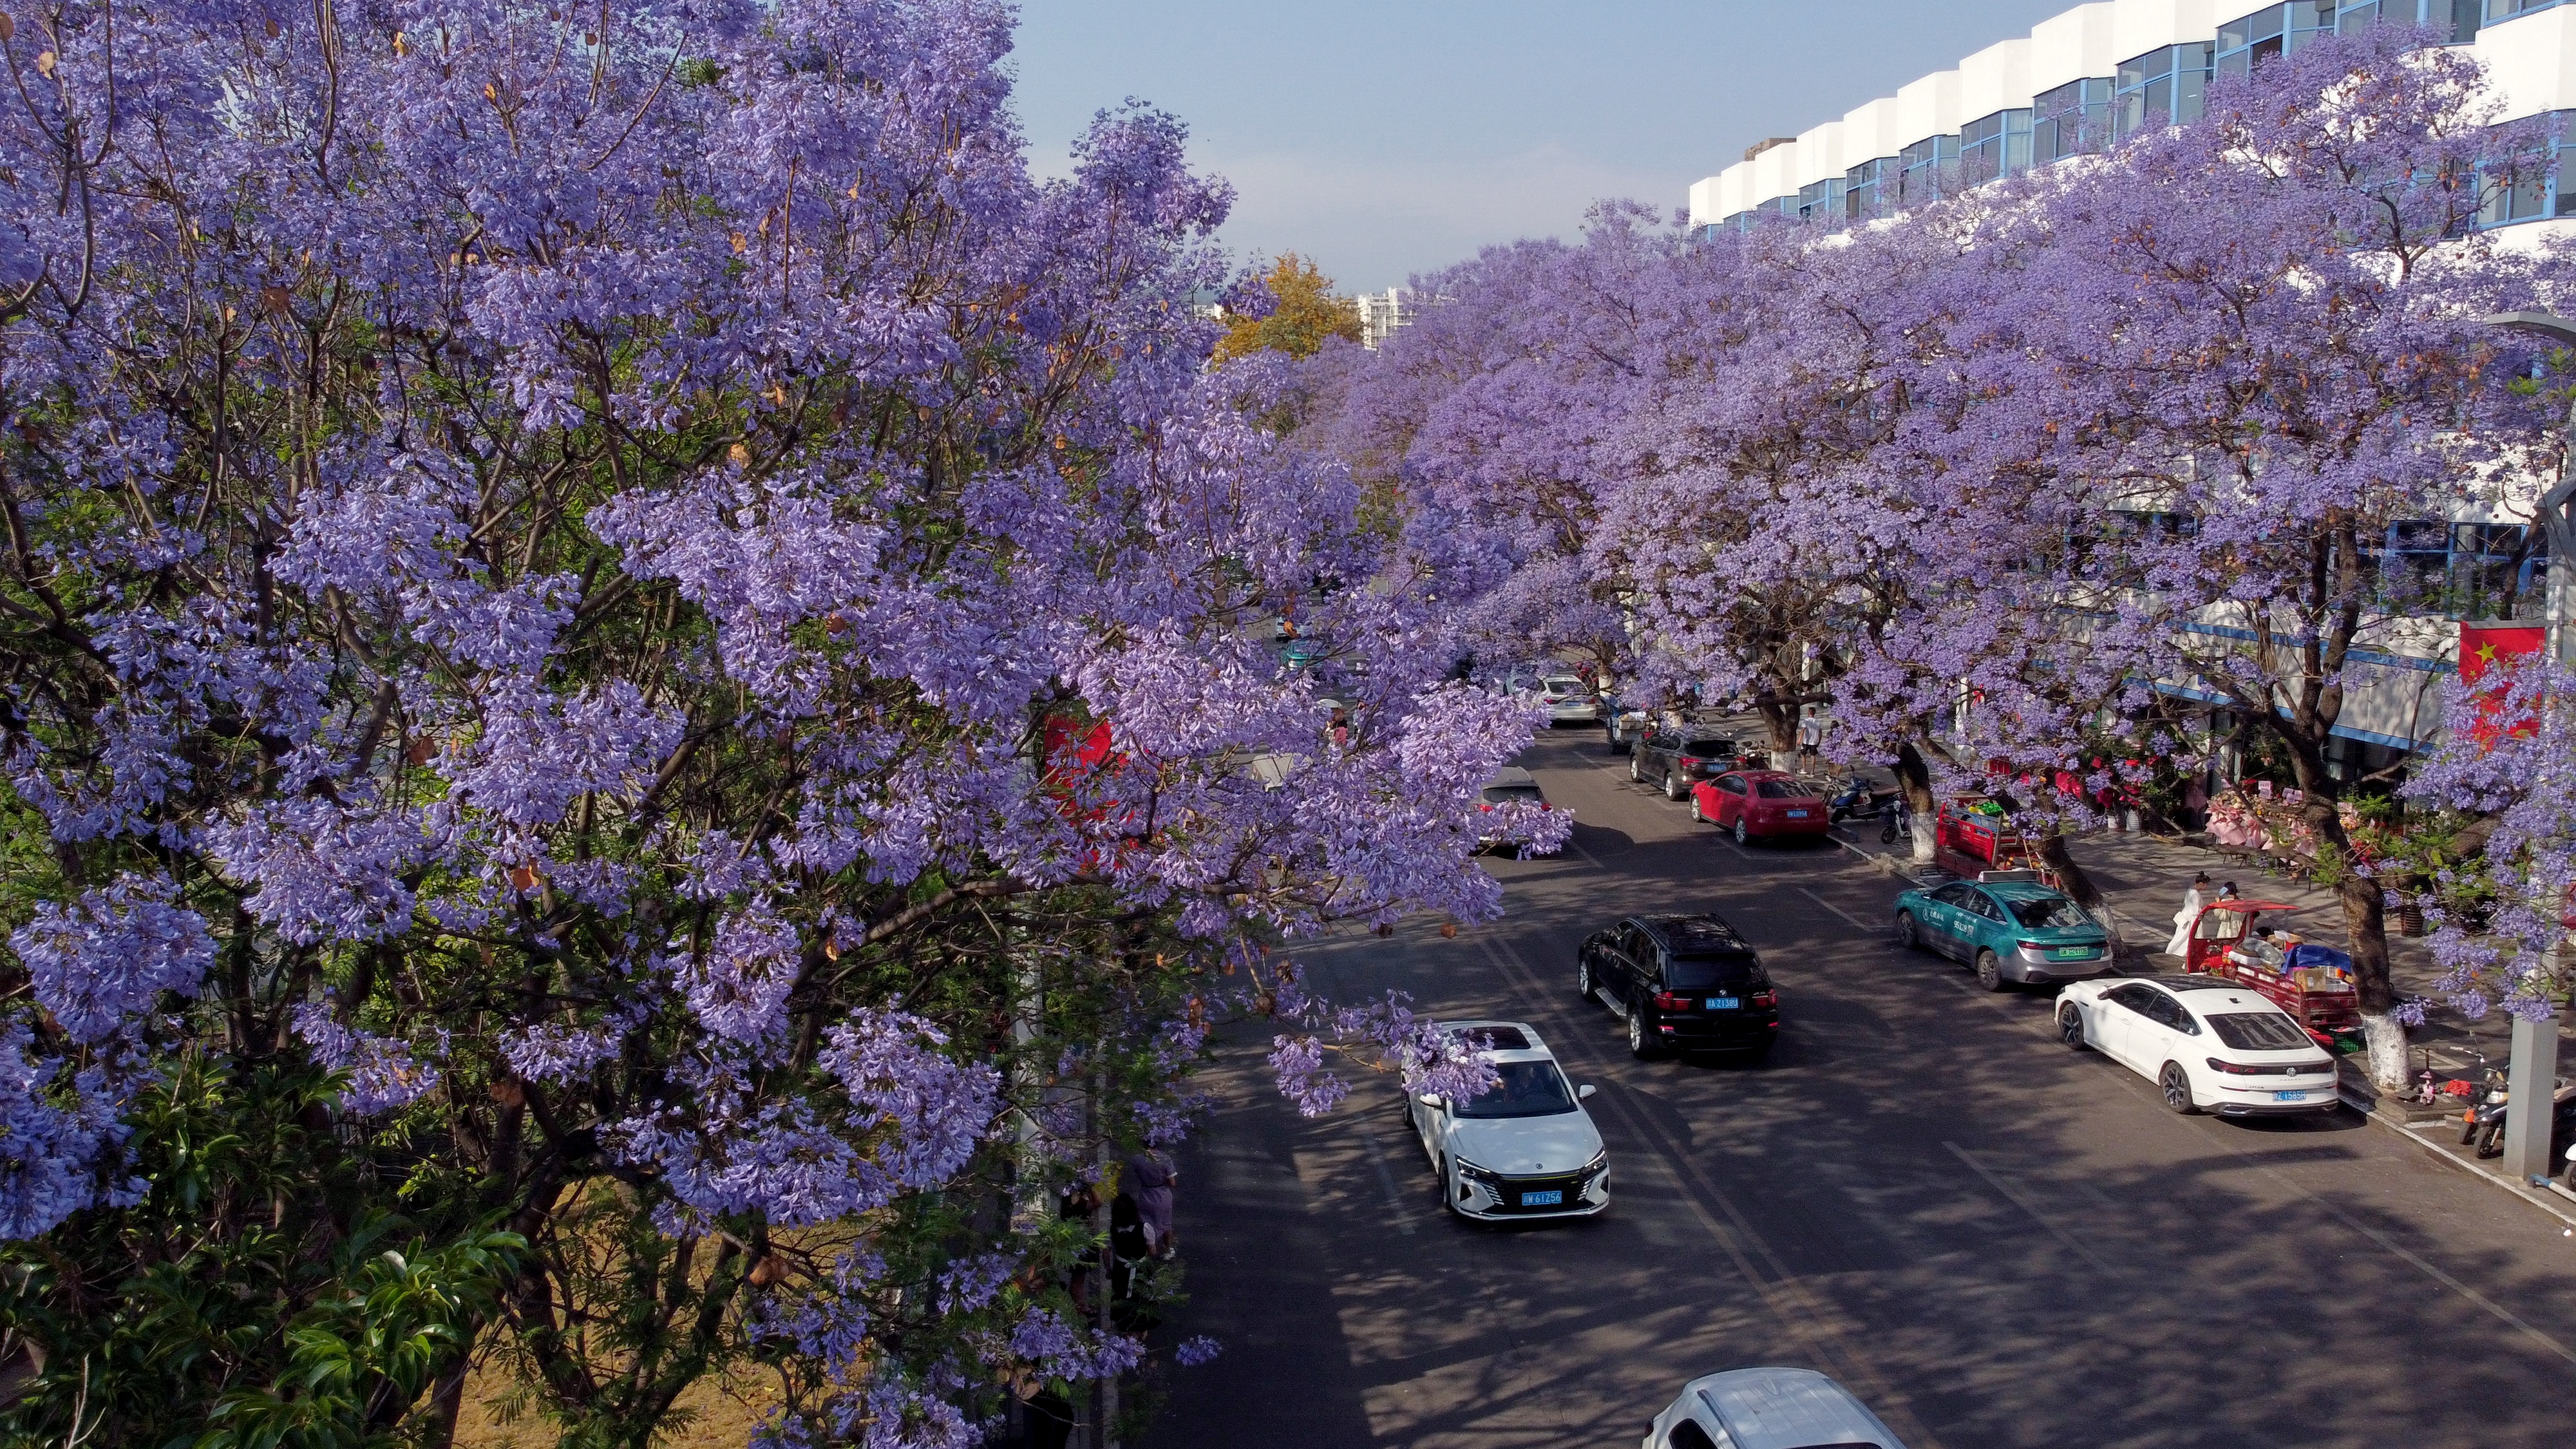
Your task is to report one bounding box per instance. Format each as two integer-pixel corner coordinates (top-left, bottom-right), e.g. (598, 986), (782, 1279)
(2181, 900), (2360, 1047)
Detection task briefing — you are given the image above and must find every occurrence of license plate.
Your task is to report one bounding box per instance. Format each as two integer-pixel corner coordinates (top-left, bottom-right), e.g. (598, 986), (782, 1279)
(2051, 947), (2094, 960)
(1785, 810), (1809, 818)
(1708, 996), (1739, 1010)
(2273, 1090), (2308, 1103)
(1519, 1189), (1564, 1207)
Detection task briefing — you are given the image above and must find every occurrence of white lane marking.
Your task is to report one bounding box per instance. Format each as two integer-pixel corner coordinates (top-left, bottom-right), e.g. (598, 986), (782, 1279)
(1796, 887), (1877, 932)
(1942, 1142), (2111, 1273)
(1359, 1112), (1418, 1236)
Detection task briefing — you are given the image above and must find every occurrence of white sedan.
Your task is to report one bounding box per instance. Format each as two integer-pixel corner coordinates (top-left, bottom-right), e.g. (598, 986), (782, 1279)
(1644, 1367), (1908, 1449)
(2054, 976), (2344, 1117)
(1408, 1020), (1608, 1220)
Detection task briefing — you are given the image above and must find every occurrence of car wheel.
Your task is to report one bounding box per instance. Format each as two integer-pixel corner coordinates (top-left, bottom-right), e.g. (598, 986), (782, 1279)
(1895, 911), (1921, 951)
(1663, 771), (1683, 801)
(2159, 1062), (2199, 1115)
(1975, 949), (2005, 992)
(1435, 1154), (1460, 1215)
(1690, 791), (1708, 822)
(1577, 955), (1597, 1003)
(1732, 816), (1750, 848)
(1627, 1007), (1662, 1060)
(2058, 1003), (2087, 1050)
(1629, 754), (1643, 783)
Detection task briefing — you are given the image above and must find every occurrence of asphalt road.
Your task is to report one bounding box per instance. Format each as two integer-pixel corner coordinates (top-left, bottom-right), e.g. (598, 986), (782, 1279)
(1141, 730), (2576, 1449)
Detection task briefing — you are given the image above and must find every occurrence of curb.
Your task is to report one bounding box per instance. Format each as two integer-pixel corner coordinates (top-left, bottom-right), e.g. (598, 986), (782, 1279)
(2351, 1091), (2576, 1231)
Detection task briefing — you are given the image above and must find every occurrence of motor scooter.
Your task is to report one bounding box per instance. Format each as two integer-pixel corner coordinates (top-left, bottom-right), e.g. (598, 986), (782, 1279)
(1828, 782), (1897, 824)
(2461, 1056), (2576, 1160)
(1879, 796), (1913, 846)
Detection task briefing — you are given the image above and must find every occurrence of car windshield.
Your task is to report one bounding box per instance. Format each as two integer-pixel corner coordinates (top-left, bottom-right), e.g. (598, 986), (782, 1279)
(1681, 738), (1732, 757)
(1454, 1060), (1578, 1117)
(2006, 895), (2090, 929)
(1665, 953), (1761, 990)
(2206, 1012), (2311, 1052)
(1481, 784), (1544, 805)
(1753, 780), (1806, 799)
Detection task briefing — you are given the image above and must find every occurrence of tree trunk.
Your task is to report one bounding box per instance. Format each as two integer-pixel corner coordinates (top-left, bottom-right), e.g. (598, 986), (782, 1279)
(2034, 831), (2132, 961)
(2290, 762), (2405, 1090)
(1895, 741), (1938, 864)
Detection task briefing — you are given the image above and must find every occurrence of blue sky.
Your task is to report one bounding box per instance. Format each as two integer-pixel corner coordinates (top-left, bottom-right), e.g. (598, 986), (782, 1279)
(1009, 1), (2075, 292)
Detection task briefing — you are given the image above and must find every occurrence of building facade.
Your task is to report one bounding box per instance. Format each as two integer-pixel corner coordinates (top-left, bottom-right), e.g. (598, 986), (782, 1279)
(1685, 0), (2568, 778)
(1354, 287), (1412, 350)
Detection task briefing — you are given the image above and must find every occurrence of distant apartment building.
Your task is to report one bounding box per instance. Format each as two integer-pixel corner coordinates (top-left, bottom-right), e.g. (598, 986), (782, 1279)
(1684, 0), (2567, 777)
(1354, 287), (1412, 350)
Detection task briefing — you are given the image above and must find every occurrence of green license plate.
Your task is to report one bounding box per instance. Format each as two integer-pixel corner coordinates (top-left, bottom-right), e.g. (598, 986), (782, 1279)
(2051, 947), (2094, 960)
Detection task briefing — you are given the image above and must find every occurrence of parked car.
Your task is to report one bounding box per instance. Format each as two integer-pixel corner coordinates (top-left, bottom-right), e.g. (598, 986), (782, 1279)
(1630, 726), (1751, 800)
(1406, 1021), (1608, 1220)
(1598, 693), (1649, 753)
(1643, 1367), (1909, 1449)
(1577, 914), (1779, 1061)
(1476, 767), (1557, 851)
(1891, 875), (2114, 991)
(1535, 674), (1599, 726)
(1689, 770), (1829, 846)
(2054, 976), (2344, 1117)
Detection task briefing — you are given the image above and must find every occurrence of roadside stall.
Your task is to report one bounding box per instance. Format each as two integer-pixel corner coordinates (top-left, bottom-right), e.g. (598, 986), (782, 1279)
(2181, 900), (2360, 1047)
(1931, 796), (2063, 890)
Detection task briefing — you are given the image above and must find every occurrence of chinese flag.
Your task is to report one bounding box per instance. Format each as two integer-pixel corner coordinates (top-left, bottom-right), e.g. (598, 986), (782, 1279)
(2458, 622), (2545, 746)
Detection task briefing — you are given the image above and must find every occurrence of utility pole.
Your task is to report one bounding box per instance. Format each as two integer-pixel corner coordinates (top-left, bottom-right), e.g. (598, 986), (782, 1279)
(2476, 314), (2576, 1185)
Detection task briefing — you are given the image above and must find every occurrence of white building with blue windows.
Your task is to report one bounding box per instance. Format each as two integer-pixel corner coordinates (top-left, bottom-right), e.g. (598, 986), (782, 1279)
(1687, 0), (2564, 779)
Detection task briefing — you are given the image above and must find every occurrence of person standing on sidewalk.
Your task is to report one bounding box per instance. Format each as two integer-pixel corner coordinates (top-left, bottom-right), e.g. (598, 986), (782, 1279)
(2164, 872), (2211, 958)
(1797, 708), (1824, 772)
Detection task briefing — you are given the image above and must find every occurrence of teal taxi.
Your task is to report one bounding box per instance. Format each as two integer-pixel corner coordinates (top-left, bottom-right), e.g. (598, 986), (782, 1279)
(1893, 873), (2114, 992)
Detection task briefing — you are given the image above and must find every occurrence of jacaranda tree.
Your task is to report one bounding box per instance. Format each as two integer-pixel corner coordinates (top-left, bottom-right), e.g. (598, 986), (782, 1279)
(0, 1), (1542, 1443)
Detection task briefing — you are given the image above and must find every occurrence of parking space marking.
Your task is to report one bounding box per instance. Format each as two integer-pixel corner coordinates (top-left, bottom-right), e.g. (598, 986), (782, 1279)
(1359, 1112), (1419, 1236)
(1795, 887), (1876, 932)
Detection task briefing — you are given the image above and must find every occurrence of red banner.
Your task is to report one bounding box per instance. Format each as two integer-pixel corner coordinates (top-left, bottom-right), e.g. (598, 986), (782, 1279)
(2459, 621), (2545, 746)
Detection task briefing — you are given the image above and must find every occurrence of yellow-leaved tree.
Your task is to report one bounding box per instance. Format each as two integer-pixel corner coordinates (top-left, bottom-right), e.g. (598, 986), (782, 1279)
(1213, 253), (1363, 364)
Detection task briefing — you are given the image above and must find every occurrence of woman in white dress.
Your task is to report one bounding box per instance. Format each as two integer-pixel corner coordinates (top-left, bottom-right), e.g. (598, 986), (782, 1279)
(2164, 872), (2212, 958)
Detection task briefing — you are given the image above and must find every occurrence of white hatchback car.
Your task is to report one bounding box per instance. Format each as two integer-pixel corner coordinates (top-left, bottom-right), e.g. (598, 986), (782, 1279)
(1408, 1021), (1608, 1220)
(2054, 976), (2344, 1117)
(1645, 1367), (1908, 1449)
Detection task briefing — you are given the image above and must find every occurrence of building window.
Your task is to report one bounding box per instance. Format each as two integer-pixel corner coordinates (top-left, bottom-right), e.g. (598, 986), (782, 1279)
(2490, 0), (2562, 23)
(2116, 43), (2214, 141)
(2477, 111), (2576, 226)
(2032, 78), (2112, 164)
(1844, 156), (1894, 222)
(1960, 109), (2033, 185)
(2447, 524), (2547, 620)
(1797, 176), (1847, 226)
(1896, 133), (1960, 209)
(2215, 4), (2336, 82)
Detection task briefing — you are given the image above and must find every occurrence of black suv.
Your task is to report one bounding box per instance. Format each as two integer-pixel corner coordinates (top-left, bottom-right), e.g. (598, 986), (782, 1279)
(1576, 914), (1779, 1061)
(1629, 726), (1755, 801)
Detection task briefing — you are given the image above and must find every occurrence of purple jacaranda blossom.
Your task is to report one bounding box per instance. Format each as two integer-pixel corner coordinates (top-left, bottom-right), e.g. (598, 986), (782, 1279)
(289, 1005), (446, 1116)
(1175, 1336), (1222, 1367)
(0, 1025), (146, 1238)
(204, 799), (428, 947)
(10, 875), (214, 1046)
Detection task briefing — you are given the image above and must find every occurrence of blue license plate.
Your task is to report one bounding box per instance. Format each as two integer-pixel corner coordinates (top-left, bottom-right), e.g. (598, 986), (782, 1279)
(1519, 1189), (1564, 1207)
(1785, 810), (1809, 818)
(1708, 996), (1739, 1010)
(2273, 1090), (2307, 1103)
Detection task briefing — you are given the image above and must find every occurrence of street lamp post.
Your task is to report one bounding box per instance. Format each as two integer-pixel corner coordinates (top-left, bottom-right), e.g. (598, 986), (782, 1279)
(2475, 314), (2576, 1185)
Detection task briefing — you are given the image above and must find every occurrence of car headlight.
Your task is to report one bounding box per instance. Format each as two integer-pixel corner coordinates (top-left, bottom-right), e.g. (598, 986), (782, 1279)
(1454, 1158), (1501, 1185)
(1580, 1149), (1607, 1175)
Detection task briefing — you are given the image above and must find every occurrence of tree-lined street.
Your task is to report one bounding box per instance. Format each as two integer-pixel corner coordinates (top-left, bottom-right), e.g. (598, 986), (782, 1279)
(1152, 732), (2576, 1448)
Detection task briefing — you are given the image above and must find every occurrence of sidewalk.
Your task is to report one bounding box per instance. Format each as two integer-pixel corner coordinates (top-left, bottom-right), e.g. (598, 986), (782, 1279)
(1824, 811), (2576, 1224)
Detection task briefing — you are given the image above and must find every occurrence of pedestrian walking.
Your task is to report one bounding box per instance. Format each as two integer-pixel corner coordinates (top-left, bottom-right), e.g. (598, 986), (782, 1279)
(1123, 1151), (1178, 1260)
(2164, 871), (2211, 957)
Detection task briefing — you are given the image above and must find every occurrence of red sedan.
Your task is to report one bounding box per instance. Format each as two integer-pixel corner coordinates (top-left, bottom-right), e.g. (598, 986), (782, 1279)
(1690, 770), (1830, 846)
